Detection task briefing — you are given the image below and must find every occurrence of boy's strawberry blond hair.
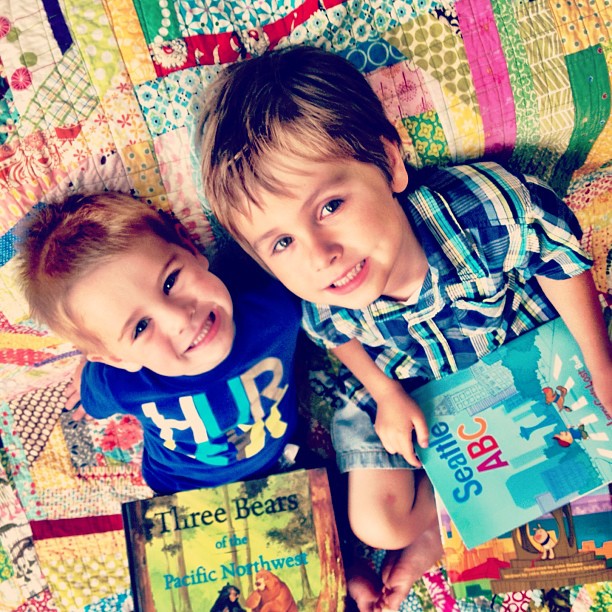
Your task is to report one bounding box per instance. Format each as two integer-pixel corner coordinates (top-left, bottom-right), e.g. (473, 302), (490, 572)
(197, 44), (401, 246)
(17, 192), (186, 352)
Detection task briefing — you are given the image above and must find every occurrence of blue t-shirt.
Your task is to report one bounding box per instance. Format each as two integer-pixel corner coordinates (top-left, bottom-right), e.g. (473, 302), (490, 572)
(82, 262), (301, 494)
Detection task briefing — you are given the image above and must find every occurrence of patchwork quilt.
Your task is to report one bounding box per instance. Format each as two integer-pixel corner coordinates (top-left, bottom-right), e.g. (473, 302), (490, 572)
(0, 1), (610, 610)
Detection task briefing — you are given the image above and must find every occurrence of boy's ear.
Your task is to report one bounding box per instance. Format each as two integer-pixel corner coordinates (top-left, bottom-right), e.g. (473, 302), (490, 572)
(86, 354), (142, 373)
(382, 137), (409, 193)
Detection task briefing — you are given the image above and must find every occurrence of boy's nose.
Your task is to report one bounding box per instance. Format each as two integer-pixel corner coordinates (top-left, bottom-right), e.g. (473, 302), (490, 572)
(161, 301), (194, 334)
(309, 236), (341, 271)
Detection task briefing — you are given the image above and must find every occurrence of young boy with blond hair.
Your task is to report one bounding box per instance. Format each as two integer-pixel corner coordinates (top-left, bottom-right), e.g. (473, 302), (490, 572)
(197, 45), (612, 610)
(18, 193), (303, 495)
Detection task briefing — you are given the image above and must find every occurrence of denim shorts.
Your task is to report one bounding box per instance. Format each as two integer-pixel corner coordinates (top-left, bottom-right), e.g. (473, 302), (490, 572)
(332, 395), (417, 473)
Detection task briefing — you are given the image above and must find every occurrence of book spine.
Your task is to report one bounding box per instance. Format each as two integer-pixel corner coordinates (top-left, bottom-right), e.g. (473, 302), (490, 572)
(122, 502), (144, 612)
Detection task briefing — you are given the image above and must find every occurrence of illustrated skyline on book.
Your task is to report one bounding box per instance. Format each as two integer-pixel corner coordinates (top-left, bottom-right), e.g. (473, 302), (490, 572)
(437, 485), (612, 600)
(122, 468), (346, 611)
(413, 317), (612, 550)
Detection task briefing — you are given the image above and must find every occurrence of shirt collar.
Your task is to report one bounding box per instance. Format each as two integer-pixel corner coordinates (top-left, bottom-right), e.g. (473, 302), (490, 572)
(368, 264), (444, 321)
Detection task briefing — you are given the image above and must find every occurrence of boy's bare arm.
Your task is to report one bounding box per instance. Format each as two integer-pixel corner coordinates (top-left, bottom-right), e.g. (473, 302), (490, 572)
(536, 271), (612, 411)
(331, 339), (429, 466)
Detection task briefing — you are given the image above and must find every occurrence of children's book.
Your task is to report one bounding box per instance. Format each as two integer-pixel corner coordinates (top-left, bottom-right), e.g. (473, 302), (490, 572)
(122, 468), (346, 611)
(412, 317), (612, 550)
(437, 485), (612, 599)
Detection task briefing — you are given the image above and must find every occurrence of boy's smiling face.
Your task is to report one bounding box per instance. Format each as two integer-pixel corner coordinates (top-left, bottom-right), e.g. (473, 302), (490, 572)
(68, 234), (235, 377)
(235, 144), (426, 310)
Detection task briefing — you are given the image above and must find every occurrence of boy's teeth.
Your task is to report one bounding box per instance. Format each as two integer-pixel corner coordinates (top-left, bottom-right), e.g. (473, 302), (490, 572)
(189, 313), (214, 349)
(332, 261), (364, 288)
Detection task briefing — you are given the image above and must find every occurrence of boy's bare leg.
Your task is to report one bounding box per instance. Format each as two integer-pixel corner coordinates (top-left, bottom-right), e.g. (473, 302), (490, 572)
(347, 468), (436, 550)
(346, 469), (442, 611)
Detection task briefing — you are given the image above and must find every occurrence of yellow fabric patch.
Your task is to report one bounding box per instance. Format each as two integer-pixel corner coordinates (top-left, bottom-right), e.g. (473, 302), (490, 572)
(29, 425), (79, 492)
(550, 0), (611, 53)
(106, 0), (156, 85)
(35, 531), (130, 610)
(122, 141), (168, 208)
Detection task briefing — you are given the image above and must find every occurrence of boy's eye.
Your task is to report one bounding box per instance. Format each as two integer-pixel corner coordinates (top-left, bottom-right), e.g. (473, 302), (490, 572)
(134, 319), (149, 339)
(321, 199), (343, 218)
(272, 236), (293, 253)
(163, 270), (179, 295)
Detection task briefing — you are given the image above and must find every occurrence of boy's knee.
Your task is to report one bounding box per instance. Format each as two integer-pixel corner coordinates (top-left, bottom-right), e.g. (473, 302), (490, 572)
(349, 501), (418, 550)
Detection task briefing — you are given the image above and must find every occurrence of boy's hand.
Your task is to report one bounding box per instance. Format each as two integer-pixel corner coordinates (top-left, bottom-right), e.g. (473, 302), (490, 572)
(62, 356), (88, 421)
(374, 388), (429, 467)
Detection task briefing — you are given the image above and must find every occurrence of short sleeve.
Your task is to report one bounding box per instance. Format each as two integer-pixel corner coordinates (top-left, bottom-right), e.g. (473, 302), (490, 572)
(81, 362), (126, 419)
(429, 163), (593, 283)
(510, 175), (592, 280)
(301, 301), (353, 349)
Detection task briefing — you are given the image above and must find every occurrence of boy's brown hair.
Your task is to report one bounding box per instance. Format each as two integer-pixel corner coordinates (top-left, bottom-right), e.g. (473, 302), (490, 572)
(18, 192), (186, 352)
(197, 44), (401, 244)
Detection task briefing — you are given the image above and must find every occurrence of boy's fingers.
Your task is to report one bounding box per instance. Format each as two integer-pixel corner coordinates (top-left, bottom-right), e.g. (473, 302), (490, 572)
(381, 438), (397, 456)
(63, 383), (75, 398)
(62, 386), (83, 410)
(413, 417), (429, 448)
(379, 428), (424, 465)
(72, 405), (87, 421)
(414, 427), (429, 449)
(404, 453), (421, 468)
(400, 440), (421, 467)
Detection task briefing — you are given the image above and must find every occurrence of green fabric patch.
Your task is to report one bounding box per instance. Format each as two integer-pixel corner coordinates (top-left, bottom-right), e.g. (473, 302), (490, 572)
(550, 45), (611, 195)
(402, 111), (451, 167)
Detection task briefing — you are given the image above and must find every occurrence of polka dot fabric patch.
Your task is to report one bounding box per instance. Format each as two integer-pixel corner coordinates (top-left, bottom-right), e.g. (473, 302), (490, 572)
(8, 381), (69, 465)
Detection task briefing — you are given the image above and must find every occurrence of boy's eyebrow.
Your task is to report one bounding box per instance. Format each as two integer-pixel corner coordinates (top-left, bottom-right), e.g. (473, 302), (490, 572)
(117, 253), (178, 342)
(252, 227), (285, 252)
(252, 171), (346, 251)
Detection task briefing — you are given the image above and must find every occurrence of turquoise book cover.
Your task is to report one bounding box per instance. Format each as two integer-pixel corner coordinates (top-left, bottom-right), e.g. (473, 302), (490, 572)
(413, 318), (612, 550)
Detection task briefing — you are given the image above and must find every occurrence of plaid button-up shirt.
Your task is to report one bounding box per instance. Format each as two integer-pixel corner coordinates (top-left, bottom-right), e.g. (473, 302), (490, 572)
(302, 162), (592, 411)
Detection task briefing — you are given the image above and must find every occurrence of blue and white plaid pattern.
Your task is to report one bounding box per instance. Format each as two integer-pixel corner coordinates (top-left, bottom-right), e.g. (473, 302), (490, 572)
(302, 162), (592, 411)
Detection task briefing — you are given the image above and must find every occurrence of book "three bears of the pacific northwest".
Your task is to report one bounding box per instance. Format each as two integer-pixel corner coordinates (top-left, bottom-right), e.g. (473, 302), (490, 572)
(122, 468), (346, 611)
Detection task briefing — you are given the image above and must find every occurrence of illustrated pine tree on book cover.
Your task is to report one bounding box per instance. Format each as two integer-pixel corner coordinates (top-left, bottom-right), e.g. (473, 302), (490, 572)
(437, 485), (612, 600)
(122, 468), (346, 611)
(412, 318), (612, 550)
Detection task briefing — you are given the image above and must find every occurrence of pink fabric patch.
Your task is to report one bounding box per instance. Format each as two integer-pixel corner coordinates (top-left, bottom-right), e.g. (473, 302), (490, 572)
(14, 588), (60, 611)
(422, 566), (460, 612)
(367, 61), (435, 123)
(456, 0), (517, 157)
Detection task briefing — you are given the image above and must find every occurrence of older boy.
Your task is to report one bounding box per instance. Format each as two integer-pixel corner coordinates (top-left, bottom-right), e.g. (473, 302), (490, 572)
(18, 193), (302, 495)
(197, 45), (612, 610)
